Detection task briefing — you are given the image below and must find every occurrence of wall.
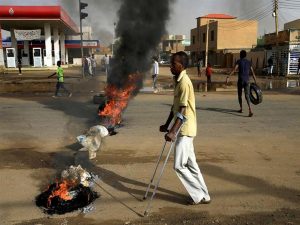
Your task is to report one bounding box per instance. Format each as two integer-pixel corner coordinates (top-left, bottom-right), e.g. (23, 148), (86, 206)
(217, 20), (258, 50)
(265, 30), (289, 45)
(290, 29), (300, 44)
(189, 28), (199, 53)
(232, 51), (266, 70)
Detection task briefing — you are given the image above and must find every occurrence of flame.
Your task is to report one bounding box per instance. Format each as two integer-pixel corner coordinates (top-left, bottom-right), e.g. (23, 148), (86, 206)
(99, 74), (139, 126)
(47, 179), (76, 206)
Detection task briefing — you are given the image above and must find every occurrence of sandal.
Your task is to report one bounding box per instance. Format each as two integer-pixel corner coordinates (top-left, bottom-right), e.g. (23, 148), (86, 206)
(187, 197), (211, 205)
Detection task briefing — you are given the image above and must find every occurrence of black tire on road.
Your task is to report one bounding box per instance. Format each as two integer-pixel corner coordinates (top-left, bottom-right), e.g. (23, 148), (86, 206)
(93, 94), (107, 104)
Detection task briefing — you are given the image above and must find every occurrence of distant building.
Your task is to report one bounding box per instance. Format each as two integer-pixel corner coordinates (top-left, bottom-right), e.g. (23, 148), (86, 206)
(160, 34), (189, 53)
(284, 19), (300, 30)
(159, 34), (190, 61)
(65, 26), (100, 64)
(188, 14), (258, 65)
(264, 19), (300, 75)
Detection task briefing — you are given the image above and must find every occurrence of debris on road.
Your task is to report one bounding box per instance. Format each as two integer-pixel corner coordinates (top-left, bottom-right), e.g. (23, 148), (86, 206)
(77, 125), (109, 159)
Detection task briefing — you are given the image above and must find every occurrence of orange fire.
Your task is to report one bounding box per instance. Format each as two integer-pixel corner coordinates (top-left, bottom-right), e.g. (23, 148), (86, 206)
(99, 74), (139, 125)
(47, 180), (76, 206)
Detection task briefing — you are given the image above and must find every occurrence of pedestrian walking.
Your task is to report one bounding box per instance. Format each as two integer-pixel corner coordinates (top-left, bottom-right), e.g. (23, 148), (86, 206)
(88, 55), (93, 76)
(102, 54), (110, 76)
(160, 51), (211, 205)
(48, 61), (72, 98)
(91, 54), (97, 76)
(17, 56), (22, 75)
(267, 57), (273, 76)
(83, 56), (90, 76)
(228, 50), (257, 117)
(152, 56), (159, 91)
(205, 63), (212, 90)
(197, 58), (203, 77)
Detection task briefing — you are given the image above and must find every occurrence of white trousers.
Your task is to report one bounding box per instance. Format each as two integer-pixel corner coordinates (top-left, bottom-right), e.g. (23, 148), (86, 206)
(174, 136), (210, 203)
(268, 66), (273, 75)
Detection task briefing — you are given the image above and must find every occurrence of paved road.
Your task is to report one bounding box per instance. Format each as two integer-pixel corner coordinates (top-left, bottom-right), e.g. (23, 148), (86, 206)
(0, 74), (299, 225)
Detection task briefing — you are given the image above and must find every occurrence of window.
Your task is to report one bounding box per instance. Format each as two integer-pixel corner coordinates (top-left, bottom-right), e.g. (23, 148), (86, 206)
(192, 35), (195, 44)
(203, 33), (206, 43)
(211, 30), (215, 41)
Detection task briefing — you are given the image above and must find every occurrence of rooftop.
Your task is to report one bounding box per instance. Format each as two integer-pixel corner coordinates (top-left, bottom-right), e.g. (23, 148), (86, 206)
(198, 14), (236, 19)
(0, 6), (79, 34)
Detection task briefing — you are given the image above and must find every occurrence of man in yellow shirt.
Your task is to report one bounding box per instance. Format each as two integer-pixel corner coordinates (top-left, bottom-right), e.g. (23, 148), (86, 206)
(48, 61), (72, 98)
(160, 51), (210, 205)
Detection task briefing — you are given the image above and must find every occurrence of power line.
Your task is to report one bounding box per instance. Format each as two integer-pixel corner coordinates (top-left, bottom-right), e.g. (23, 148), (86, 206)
(216, 2), (273, 27)
(218, 4), (273, 30)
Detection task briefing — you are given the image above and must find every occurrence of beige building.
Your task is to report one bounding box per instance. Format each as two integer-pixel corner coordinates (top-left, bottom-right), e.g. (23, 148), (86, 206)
(188, 14), (258, 65)
(160, 34), (186, 54)
(158, 34), (190, 62)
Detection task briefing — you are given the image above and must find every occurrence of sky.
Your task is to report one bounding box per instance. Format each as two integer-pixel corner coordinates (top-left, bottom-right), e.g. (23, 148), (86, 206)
(1, 0), (299, 46)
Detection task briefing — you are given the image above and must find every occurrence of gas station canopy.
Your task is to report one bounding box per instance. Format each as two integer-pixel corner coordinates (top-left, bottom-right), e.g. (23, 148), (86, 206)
(0, 6), (79, 35)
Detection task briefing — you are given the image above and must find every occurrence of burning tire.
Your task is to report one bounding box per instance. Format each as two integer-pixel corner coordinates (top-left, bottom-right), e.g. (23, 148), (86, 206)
(250, 83), (263, 105)
(36, 182), (98, 215)
(36, 165), (99, 215)
(93, 94), (107, 104)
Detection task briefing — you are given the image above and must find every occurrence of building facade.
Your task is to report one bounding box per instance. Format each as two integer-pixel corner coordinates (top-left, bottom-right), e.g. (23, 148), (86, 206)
(159, 34), (190, 62)
(264, 19), (300, 75)
(0, 5), (100, 68)
(188, 14), (258, 65)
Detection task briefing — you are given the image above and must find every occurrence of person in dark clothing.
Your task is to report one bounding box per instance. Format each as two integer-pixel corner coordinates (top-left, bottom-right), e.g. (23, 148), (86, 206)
(17, 57), (22, 75)
(267, 57), (273, 76)
(228, 50), (257, 117)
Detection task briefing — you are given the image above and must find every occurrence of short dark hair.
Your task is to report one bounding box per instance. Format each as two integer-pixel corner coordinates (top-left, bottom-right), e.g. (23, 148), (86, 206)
(173, 51), (189, 69)
(240, 50), (247, 59)
(57, 60), (61, 66)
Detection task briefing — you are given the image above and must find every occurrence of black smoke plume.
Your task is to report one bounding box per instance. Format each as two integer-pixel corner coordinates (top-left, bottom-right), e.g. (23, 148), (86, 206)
(109, 0), (173, 90)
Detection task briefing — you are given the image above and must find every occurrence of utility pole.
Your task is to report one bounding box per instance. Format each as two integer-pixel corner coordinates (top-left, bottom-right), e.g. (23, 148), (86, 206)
(205, 20), (213, 67)
(79, 0), (88, 78)
(274, 0), (279, 76)
(112, 22), (116, 56)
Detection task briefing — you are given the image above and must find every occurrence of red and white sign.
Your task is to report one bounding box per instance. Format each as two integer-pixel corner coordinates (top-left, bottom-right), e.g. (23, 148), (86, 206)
(9, 8), (14, 16)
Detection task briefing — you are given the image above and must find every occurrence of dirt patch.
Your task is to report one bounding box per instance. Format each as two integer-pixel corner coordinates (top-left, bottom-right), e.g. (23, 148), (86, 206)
(0, 148), (74, 169)
(92, 149), (235, 165)
(93, 149), (158, 165)
(15, 208), (299, 225)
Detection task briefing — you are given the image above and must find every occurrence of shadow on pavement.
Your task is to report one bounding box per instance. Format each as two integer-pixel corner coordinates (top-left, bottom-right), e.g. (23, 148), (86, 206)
(197, 107), (247, 117)
(202, 163), (300, 204)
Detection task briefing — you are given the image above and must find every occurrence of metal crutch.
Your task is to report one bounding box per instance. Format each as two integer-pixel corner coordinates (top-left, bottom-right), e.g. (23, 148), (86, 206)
(143, 141), (167, 200)
(143, 140), (176, 216)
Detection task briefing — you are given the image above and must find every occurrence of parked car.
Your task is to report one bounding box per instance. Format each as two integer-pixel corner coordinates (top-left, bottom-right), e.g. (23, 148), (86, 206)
(159, 59), (169, 65)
